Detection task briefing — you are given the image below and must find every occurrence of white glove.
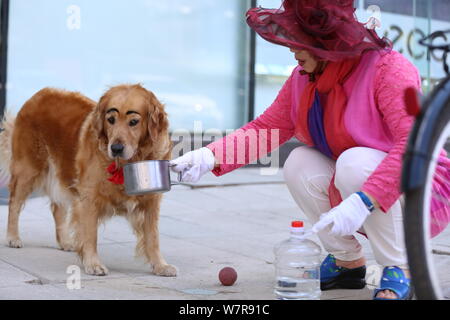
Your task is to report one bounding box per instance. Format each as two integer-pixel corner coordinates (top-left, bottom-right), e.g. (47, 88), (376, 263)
(169, 147), (216, 183)
(312, 193), (372, 237)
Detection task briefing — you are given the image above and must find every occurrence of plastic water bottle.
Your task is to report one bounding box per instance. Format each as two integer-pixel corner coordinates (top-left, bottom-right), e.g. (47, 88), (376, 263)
(274, 221), (322, 300)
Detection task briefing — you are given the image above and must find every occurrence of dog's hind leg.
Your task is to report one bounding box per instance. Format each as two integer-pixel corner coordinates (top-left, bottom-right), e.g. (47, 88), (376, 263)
(6, 168), (38, 248)
(51, 203), (74, 251)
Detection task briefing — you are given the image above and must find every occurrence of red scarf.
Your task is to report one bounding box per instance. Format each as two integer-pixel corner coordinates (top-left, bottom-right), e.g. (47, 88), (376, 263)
(107, 162), (124, 185)
(295, 57), (360, 160)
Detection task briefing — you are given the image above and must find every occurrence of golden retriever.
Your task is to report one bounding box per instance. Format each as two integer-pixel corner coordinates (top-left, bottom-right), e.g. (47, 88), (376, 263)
(0, 84), (177, 276)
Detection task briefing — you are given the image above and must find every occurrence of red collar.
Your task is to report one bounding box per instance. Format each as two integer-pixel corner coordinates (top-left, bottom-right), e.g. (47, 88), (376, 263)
(107, 162), (124, 185)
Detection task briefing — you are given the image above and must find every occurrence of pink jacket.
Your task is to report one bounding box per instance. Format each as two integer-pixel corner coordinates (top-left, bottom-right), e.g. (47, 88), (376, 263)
(207, 49), (449, 235)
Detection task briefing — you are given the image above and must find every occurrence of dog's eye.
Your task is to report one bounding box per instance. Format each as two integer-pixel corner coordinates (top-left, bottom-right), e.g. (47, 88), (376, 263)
(129, 119), (139, 127)
(107, 117), (115, 125)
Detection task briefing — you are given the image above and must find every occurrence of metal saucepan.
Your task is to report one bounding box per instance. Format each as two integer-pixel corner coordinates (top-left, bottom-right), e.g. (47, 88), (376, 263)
(123, 160), (181, 195)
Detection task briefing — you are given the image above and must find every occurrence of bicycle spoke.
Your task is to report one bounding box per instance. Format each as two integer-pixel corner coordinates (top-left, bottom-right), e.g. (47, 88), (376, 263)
(426, 132), (450, 299)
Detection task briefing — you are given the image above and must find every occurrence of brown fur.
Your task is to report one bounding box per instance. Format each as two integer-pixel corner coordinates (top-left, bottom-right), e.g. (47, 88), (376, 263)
(0, 85), (176, 276)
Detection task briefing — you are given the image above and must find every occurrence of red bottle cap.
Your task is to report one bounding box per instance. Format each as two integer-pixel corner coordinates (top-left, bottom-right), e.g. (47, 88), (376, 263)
(291, 221), (304, 228)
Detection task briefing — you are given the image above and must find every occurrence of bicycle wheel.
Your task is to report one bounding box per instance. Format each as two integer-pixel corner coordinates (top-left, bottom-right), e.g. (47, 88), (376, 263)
(403, 78), (450, 300)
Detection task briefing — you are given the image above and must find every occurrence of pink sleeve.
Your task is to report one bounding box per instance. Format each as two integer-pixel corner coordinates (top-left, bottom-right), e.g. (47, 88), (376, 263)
(206, 74), (295, 176)
(361, 51), (422, 212)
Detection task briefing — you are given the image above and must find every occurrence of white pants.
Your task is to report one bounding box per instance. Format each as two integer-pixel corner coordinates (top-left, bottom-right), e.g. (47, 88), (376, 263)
(283, 146), (407, 267)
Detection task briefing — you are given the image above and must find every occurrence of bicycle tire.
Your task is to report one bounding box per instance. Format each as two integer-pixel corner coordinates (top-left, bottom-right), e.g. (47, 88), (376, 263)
(404, 90), (450, 300)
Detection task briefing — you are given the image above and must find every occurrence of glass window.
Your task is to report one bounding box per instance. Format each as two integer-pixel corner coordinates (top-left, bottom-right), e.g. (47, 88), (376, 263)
(6, 0), (250, 130)
(364, 0), (450, 21)
(424, 0), (450, 89)
(363, 0), (450, 90)
(254, 0), (296, 119)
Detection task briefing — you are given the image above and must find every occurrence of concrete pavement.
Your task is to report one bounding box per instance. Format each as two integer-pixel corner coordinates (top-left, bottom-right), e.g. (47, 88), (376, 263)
(0, 168), (448, 300)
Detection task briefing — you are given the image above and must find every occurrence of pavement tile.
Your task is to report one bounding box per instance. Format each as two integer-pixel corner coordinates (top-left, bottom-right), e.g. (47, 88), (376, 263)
(0, 244), (130, 284)
(0, 260), (36, 289)
(0, 283), (82, 300)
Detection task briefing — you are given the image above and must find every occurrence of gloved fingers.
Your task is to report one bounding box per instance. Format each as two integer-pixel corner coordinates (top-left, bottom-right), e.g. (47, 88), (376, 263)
(329, 211), (363, 237)
(170, 147), (215, 183)
(330, 222), (345, 237)
(180, 165), (201, 183)
(169, 151), (194, 172)
(170, 148), (215, 173)
(192, 147), (216, 171)
(312, 214), (334, 234)
(169, 161), (192, 173)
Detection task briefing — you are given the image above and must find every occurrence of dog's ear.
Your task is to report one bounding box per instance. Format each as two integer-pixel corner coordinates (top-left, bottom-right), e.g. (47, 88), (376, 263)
(147, 92), (169, 143)
(93, 94), (108, 141)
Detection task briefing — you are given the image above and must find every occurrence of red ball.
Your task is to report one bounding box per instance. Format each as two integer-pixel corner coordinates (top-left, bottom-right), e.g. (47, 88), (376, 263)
(218, 267), (237, 286)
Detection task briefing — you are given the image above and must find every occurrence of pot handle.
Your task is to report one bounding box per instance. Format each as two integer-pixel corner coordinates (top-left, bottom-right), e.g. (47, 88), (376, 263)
(168, 163), (186, 185)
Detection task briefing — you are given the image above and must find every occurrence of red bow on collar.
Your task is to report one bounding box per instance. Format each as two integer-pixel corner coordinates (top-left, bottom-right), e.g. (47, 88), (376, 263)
(107, 162), (124, 185)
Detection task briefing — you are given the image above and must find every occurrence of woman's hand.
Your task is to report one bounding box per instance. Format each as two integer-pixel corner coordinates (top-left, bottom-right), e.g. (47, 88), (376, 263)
(169, 147), (216, 183)
(311, 193), (373, 237)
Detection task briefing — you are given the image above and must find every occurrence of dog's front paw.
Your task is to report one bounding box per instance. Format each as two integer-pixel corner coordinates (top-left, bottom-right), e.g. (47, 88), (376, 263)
(7, 238), (23, 248)
(153, 263), (177, 277)
(84, 263), (109, 276)
(58, 242), (75, 252)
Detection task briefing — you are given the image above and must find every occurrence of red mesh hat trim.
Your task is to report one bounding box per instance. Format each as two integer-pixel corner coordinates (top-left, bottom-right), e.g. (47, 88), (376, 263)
(246, 0), (391, 61)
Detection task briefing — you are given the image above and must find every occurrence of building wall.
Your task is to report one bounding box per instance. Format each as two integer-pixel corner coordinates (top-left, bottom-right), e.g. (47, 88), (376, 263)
(5, 0), (450, 132)
(6, 0), (251, 131)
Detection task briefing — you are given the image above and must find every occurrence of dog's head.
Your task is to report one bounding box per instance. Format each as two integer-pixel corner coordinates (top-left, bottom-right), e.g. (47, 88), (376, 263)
(93, 84), (169, 161)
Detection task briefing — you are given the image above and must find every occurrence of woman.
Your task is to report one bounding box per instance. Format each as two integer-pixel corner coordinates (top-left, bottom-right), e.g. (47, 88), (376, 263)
(171, 0), (450, 300)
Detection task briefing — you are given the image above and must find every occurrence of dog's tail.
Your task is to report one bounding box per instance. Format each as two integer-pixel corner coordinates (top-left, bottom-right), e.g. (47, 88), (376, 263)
(0, 111), (15, 186)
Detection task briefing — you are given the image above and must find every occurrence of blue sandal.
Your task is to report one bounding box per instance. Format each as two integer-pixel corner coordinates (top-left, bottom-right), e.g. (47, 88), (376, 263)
(373, 266), (414, 300)
(320, 254), (366, 291)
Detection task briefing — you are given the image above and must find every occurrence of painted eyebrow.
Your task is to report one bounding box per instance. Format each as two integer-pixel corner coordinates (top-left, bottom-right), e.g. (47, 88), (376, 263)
(126, 110), (140, 115)
(106, 108), (119, 114)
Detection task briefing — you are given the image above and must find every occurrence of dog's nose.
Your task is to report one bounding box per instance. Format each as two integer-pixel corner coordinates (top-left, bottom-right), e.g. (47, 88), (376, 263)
(111, 143), (124, 157)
